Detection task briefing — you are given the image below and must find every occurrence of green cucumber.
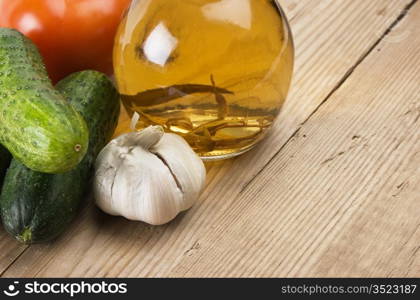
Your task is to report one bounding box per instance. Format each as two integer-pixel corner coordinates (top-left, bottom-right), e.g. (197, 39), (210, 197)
(0, 71), (120, 243)
(0, 145), (11, 185)
(0, 28), (88, 173)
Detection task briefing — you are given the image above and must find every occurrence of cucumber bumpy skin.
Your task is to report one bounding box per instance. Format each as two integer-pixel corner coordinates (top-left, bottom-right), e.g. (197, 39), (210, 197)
(0, 71), (120, 243)
(0, 28), (88, 173)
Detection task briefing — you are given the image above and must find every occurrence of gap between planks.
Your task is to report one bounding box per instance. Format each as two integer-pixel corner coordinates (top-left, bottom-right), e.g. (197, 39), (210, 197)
(0, 246), (29, 277)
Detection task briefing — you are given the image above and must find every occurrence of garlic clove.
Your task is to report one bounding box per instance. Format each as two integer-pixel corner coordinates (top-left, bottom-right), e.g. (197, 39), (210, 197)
(94, 125), (167, 217)
(111, 147), (184, 225)
(151, 133), (206, 210)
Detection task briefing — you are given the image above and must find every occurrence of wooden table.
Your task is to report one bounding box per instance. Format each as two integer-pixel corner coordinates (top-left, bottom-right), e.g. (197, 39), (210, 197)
(1, 0), (419, 277)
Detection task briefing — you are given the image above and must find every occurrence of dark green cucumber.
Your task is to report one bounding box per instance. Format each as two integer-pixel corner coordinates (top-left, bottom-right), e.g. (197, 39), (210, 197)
(0, 28), (88, 173)
(0, 145), (11, 185)
(0, 71), (120, 243)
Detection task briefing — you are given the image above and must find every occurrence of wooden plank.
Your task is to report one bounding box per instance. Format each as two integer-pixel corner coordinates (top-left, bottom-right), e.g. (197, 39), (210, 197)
(1, 0), (415, 277)
(0, 228), (27, 275)
(166, 2), (420, 277)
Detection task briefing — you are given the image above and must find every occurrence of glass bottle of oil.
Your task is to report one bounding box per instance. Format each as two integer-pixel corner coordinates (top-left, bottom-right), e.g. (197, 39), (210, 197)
(114, 0), (294, 159)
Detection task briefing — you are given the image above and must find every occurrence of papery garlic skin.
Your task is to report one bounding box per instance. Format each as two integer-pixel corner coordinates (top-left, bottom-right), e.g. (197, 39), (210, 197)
(151, 133), (206, 210)
(94, 126), (206, 225)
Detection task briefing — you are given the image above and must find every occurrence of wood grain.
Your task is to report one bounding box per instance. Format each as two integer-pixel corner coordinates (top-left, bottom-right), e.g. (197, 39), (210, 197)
(0, 0), (417, 277)
(168, 1), (420, 277)
(0, 227), (26, 274)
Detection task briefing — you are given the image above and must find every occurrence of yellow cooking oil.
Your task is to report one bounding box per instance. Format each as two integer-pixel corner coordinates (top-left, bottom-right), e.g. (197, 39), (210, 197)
(113, 0), (294, 159)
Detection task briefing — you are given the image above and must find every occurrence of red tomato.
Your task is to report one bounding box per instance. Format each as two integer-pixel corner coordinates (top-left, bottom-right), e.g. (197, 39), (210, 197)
(0, 0), (131, 83)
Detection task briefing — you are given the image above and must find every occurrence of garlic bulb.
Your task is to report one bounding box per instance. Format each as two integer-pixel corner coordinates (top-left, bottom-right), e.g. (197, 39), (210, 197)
(94, 126), (206, 225)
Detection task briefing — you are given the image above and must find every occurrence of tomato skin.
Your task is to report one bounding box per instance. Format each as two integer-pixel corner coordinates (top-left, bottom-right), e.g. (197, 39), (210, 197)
(0, 0), (131, 83)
